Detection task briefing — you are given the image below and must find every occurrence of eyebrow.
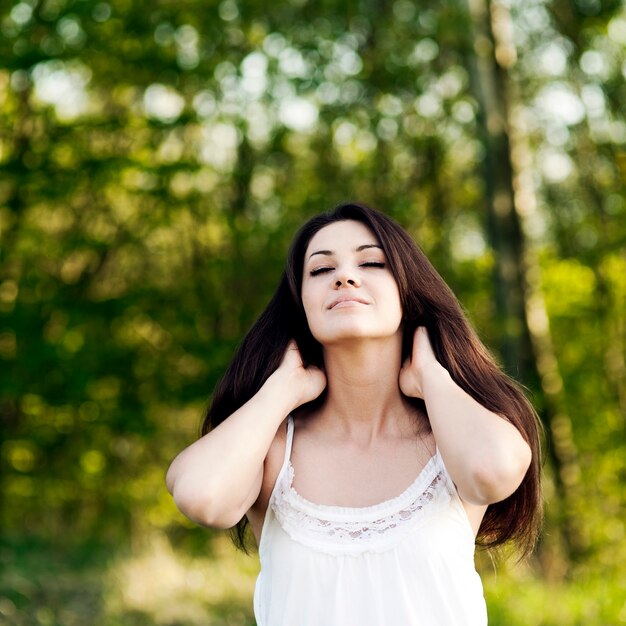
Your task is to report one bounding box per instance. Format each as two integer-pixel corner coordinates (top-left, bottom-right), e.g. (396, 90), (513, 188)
(307, 244), (383, 261)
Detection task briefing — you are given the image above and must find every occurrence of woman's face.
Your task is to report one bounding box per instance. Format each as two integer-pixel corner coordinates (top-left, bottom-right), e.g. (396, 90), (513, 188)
(301, 220), (403, 346)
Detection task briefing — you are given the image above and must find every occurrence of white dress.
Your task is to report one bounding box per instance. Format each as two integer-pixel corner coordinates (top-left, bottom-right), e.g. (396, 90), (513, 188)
(253, 416), (488, 626)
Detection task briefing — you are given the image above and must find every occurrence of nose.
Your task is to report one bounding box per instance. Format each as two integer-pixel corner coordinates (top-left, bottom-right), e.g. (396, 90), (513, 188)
(334, 269), (361, 288)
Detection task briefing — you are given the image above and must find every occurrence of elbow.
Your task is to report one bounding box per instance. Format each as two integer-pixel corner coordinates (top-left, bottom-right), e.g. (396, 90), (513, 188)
(187, 498), (244, 529)
(167, 475), (245, 529)
(172, 486), (244, 529)
(165, 461), (177, 496)
(466, 440), (532, 505)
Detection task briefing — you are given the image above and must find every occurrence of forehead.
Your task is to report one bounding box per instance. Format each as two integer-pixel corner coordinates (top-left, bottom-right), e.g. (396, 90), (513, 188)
(305, 220), (379, 257)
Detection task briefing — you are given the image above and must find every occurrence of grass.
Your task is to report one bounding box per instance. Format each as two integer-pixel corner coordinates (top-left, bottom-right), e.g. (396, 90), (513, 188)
(2, 532), (625, 625)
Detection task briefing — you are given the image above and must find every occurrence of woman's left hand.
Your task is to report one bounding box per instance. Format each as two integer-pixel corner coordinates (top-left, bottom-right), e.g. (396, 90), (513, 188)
(399, 326), (443, 399)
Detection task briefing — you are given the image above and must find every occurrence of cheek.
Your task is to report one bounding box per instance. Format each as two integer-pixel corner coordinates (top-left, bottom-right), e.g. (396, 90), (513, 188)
(301, 286), (313, 315)
(387, 285), (404, 319)
(301, 286), (320, 325)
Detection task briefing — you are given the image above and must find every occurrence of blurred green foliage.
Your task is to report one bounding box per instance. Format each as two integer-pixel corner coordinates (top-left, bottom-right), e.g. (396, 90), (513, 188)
(1, 0), (625, 623)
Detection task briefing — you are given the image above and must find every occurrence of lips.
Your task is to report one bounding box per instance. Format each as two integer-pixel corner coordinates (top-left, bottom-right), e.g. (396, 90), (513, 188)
(328, 296), (370, 309)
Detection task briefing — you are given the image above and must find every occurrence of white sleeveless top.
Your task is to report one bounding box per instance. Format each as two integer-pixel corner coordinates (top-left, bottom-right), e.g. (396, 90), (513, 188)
(253, 416), (488, 626)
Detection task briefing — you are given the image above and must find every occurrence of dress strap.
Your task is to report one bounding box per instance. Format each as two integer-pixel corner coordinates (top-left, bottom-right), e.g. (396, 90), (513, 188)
(268, 416), (295, 509)
(282, 415), (295, 468)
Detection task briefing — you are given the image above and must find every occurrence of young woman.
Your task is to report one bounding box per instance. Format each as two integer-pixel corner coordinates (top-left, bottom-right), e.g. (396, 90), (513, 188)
(166, 202), (542, 626)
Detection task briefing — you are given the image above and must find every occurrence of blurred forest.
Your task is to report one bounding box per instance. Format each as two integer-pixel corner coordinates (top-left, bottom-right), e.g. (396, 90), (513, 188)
(1, 0), (625, 623)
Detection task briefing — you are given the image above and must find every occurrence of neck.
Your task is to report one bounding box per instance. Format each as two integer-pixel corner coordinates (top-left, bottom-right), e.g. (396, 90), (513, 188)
(318, 335), (415, 440)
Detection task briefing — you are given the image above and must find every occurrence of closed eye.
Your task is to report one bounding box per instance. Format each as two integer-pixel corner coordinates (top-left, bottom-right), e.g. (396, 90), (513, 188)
(310, 267), (333, 276)
(310, 262), (385, 276)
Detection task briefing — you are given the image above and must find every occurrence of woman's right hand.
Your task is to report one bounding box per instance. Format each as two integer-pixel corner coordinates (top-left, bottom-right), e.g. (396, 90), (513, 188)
(166, 340), (325, 529)
(274, 341), (327, 408)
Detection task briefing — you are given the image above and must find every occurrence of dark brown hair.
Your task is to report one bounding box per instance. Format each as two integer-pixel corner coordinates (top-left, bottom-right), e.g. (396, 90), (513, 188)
(202, 202), (542, 556)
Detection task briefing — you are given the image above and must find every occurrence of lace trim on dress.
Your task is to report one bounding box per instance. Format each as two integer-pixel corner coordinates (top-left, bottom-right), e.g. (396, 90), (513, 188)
(271, 452), (454, 555)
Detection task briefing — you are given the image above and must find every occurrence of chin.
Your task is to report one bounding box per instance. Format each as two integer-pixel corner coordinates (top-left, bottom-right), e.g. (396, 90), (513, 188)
(313, 326), (402, 345)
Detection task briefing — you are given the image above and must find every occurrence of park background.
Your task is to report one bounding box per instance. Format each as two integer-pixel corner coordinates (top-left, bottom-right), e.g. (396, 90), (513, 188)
(1, 0), (625, 623)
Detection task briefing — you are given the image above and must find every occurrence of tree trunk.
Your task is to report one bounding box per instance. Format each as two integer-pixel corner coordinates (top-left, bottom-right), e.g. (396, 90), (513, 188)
(463, 0), (585, 572)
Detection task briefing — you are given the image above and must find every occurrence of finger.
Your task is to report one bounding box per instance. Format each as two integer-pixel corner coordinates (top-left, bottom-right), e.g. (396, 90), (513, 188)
(288, 341), (302, 357)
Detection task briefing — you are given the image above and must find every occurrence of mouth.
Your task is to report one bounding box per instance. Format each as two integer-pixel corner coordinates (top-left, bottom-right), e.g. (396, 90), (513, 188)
(328, 297), (369, 309)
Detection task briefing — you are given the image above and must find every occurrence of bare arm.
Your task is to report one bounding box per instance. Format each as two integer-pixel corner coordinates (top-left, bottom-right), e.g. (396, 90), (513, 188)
(166, 343), (326, 528)
(399, 327), (531, 506)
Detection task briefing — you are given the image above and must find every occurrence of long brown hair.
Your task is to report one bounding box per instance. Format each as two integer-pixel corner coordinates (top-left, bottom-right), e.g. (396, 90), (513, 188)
(202, 202), (542, 556)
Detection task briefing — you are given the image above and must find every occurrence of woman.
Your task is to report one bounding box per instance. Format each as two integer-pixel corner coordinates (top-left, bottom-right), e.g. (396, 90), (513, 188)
(166, 202), (542, 625)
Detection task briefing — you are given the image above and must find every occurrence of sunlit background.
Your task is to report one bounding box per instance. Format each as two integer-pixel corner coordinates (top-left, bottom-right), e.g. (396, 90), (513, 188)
(1, 0), (625, 624)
